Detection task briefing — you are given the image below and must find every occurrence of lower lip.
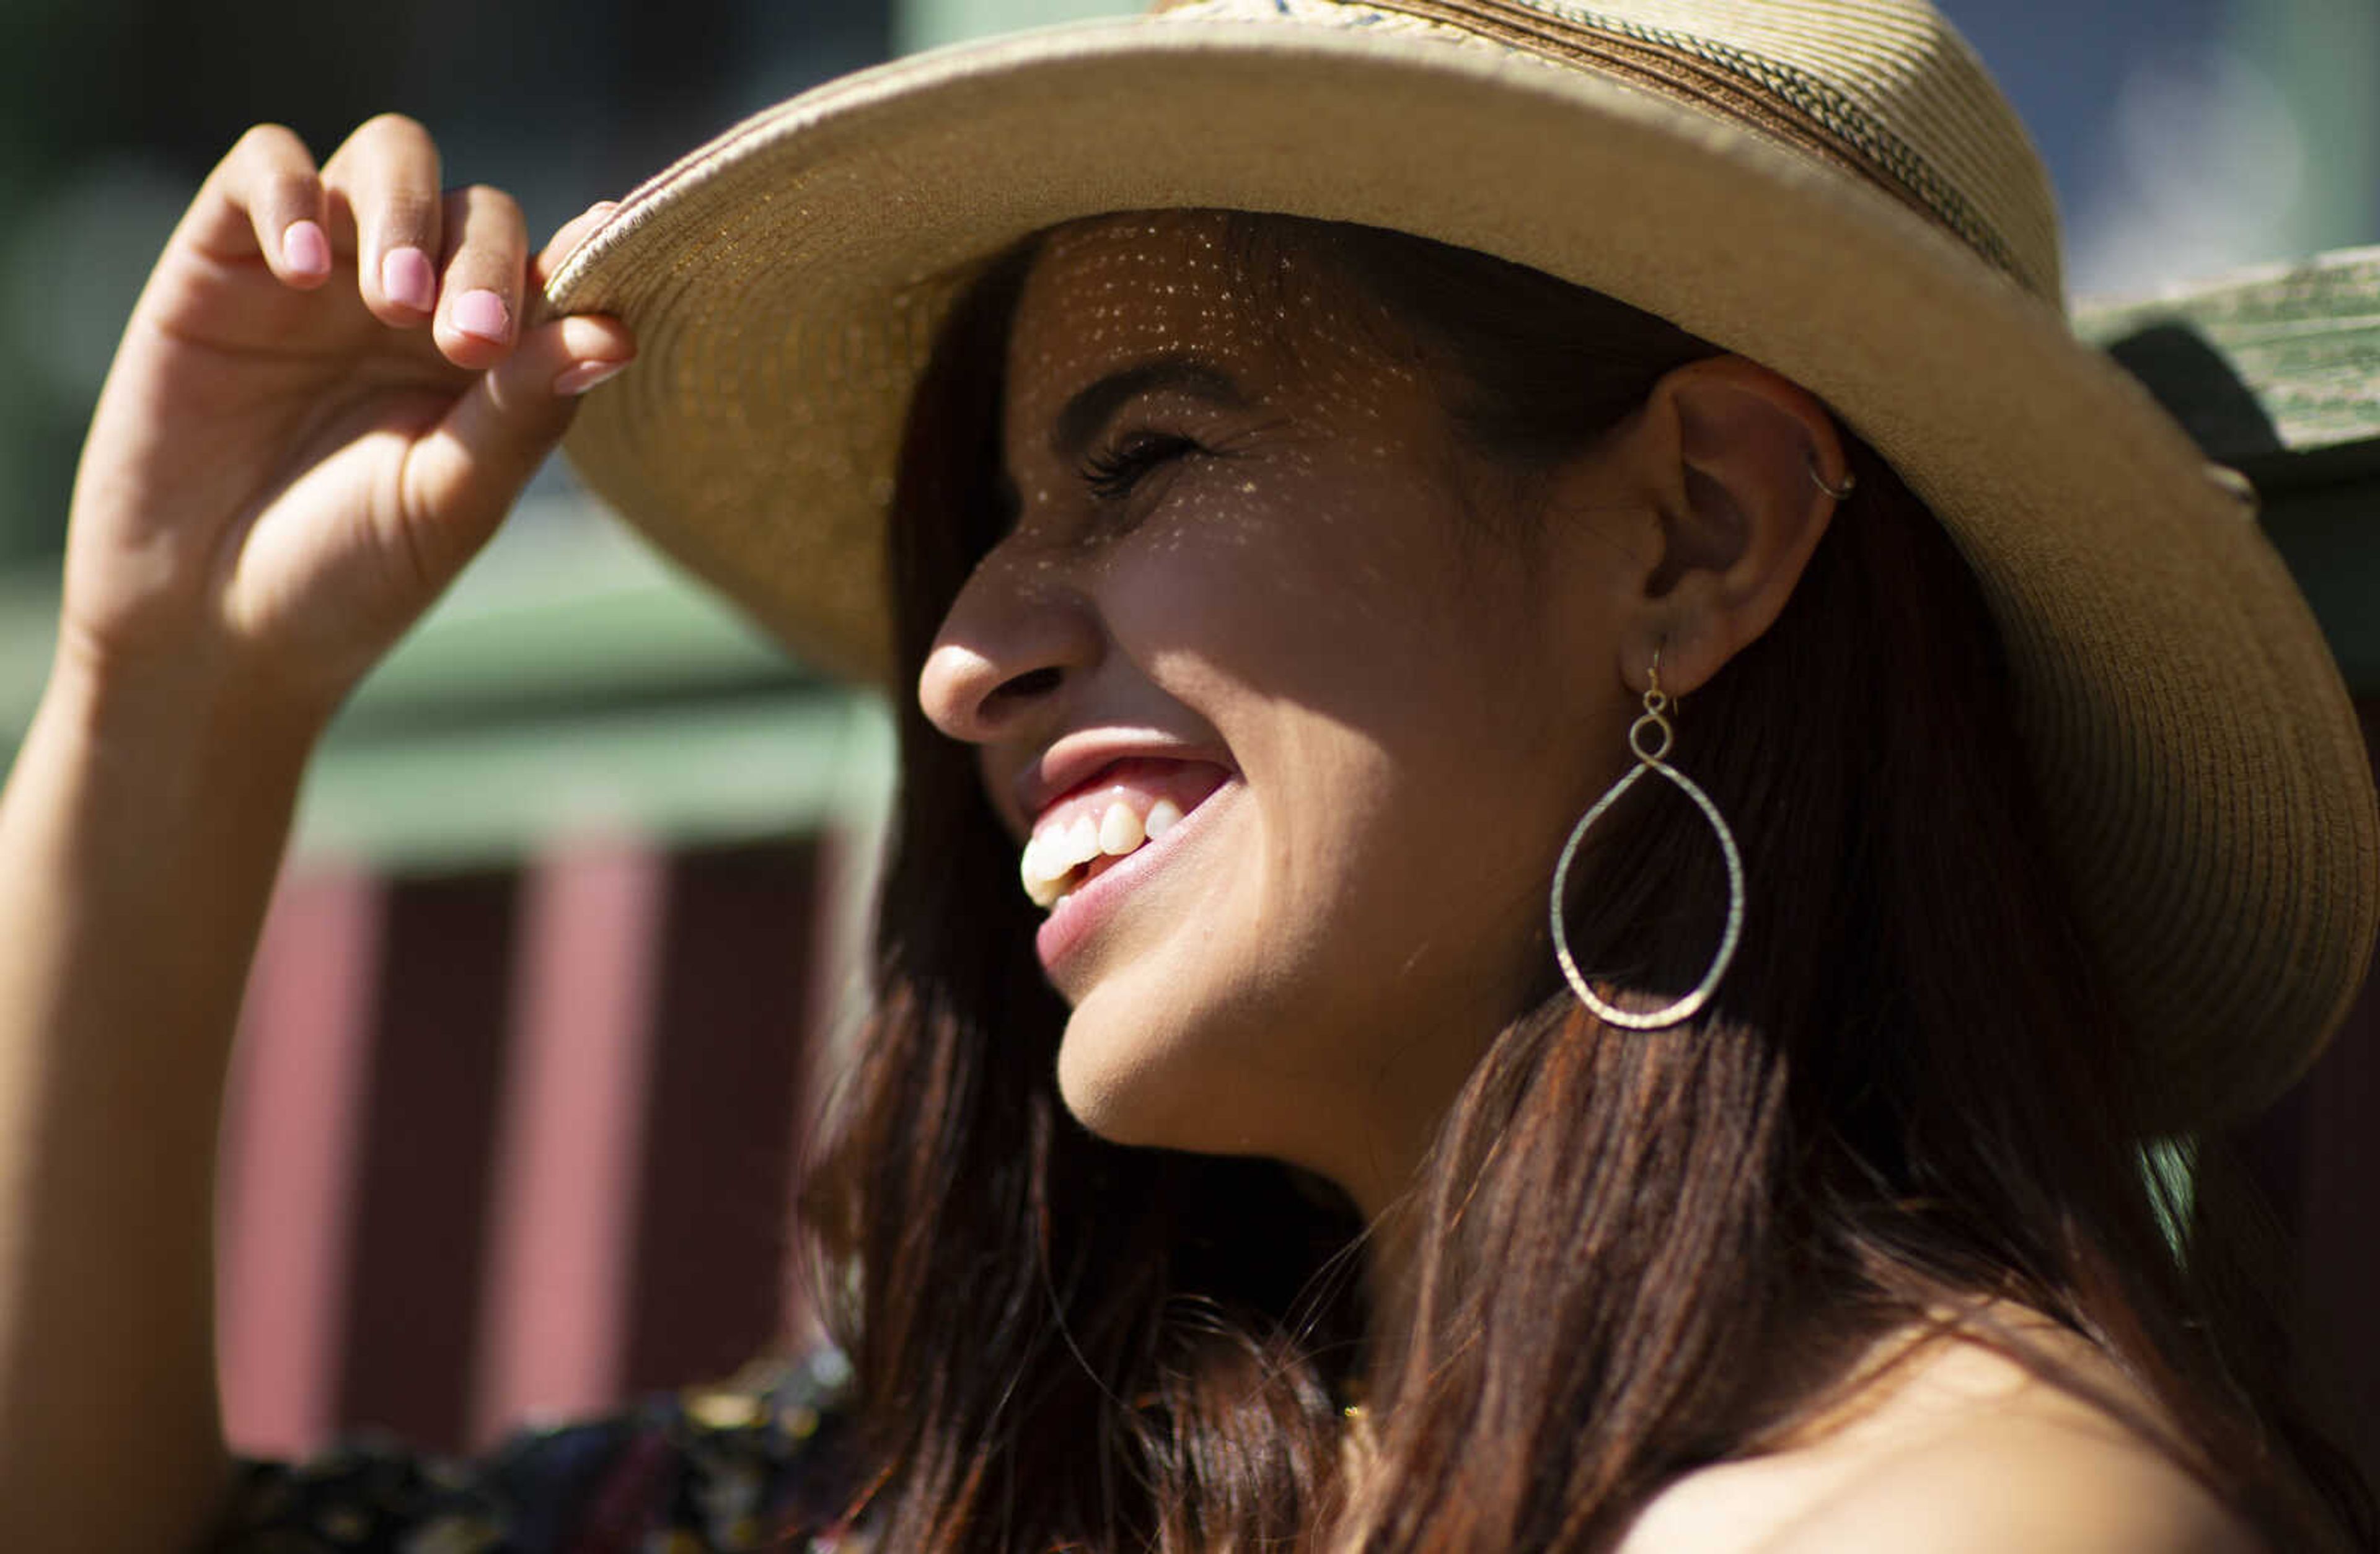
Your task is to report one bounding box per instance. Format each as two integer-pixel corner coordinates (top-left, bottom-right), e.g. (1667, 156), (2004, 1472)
(1033, 779), (1236, 973)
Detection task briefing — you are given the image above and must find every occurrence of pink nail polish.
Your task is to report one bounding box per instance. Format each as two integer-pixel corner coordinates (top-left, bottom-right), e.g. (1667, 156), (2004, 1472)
(281, 221), (331, 276)
(381, 247), (436, 312)
(552, 359), (631, 397)
(451, 289), (510, 343)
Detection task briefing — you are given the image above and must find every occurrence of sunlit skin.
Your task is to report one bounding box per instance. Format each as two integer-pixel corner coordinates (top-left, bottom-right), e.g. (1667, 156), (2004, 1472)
(919, 212), (1838, 1223)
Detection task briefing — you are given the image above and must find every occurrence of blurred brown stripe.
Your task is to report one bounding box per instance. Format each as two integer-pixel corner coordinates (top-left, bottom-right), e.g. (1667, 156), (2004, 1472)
(624, 839), (824, 1396)
(469, 844), (669, 1449)
(333, 870), (519, 1451)
(218, 866), (384, 1458)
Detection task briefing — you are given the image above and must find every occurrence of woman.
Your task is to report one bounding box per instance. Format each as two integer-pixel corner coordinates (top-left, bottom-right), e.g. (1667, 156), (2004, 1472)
(1, 0), (2373, 1549)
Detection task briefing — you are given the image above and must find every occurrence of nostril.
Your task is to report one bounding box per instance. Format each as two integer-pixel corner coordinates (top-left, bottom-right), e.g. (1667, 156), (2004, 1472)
(918, 636), (1083, 744)
(990, 666), (1064, 706)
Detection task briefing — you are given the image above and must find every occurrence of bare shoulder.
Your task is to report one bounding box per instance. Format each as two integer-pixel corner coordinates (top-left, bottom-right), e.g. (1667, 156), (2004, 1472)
(1618, 1309), (2265, 1554)
(1754, 1402), (2264, 1553)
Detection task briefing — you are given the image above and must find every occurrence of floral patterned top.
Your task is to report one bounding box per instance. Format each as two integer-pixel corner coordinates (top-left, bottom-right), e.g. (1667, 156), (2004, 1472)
(208, 1348), (866, 1553)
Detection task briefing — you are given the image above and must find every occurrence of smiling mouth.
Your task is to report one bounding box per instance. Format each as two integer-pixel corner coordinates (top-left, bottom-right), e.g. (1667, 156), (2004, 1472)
(1018, 758), (1232, 910)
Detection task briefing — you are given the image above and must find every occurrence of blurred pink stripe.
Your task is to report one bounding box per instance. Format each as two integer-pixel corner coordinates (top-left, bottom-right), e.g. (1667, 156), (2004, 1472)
(217, 866), (384, 1458)
(469, 841), (666, 1446)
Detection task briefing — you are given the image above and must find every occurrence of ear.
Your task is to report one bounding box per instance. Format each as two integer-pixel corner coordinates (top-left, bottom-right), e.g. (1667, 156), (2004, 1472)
(1610, 356), (1851, 698)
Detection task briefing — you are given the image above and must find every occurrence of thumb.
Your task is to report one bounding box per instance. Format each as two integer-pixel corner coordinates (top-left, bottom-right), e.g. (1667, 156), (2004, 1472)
(396, 313), (636, 581)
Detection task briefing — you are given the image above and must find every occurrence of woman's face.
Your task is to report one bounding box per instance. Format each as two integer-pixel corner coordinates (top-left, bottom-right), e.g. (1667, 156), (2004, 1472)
(918, 213), (1643, 1213)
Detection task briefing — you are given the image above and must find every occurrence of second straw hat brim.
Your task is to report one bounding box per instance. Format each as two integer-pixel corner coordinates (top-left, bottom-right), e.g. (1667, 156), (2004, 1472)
(545, 15), (2378, 1129)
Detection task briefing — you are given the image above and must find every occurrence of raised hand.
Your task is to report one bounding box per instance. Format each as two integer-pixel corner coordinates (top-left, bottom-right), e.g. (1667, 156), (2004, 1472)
(62, 113), (632, 737)
(0, 119), (632, 1545)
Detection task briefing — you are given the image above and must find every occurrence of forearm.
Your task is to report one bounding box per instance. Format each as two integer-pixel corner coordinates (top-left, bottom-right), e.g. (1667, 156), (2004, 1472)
(0, 654), (317, 1548)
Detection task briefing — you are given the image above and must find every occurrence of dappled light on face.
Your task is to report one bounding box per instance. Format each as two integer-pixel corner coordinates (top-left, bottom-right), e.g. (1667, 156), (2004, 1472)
(997, 212), (1466, 698)
(938, 209), (1643, 1206)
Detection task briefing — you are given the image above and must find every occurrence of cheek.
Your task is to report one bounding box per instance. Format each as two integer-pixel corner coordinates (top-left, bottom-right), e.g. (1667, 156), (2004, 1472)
(1099, 485), (1575, 918)
(1104, 460), (1523, 731)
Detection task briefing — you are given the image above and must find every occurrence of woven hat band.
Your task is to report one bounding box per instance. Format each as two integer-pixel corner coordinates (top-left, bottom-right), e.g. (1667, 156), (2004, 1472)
(1152, 0), (2059, 302)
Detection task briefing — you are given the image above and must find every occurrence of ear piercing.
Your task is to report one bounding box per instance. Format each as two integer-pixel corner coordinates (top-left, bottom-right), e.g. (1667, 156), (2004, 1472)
(1807, 454), (1856, 502)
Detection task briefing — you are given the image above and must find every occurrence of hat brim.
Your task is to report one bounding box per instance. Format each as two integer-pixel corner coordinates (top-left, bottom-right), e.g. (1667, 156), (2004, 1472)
(547, 15), (2378, 1128)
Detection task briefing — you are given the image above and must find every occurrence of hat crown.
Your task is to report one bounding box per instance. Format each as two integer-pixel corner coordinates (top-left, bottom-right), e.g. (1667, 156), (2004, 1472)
(1155, 0), (2064, 302)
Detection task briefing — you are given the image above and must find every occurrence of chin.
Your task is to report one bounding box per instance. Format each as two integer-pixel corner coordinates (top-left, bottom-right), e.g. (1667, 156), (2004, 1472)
(1053, 1001), (1201, 1150)
(1052, 986), (1272, 1159)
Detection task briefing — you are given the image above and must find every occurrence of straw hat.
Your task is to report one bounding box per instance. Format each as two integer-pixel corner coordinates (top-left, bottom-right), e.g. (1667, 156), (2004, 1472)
(545, 0), (2378, 1130)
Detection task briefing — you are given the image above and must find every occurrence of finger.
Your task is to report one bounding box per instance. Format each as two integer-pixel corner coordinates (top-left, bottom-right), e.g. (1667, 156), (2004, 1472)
(184, 124), (331, 288)
(430, 184), (529, 371)
(532, 200), (619, 290)
(321, 113), (444, 325)
(397, 314), (638, 581)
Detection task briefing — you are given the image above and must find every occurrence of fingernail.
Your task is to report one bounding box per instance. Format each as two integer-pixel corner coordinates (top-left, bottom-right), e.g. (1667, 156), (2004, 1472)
(451, 288), (510, 343)
(552, 358), (631, 397)
(281, 221), (331, 276)
(381, 247), (436, 312)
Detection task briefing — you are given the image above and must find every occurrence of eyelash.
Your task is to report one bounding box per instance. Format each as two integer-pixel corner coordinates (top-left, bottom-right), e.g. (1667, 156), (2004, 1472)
(1081, 430), (1201, 502)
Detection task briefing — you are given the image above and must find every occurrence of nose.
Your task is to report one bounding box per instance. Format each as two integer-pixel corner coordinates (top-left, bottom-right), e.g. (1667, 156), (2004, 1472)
(917, 544), (1103, 746)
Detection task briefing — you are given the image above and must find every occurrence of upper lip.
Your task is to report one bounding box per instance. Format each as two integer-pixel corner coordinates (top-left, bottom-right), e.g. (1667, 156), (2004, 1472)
(1013, 733), (1235, 830)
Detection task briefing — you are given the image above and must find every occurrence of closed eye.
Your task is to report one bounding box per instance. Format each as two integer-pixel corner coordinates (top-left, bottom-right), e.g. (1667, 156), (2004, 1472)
(1081, 430), (1201, 503)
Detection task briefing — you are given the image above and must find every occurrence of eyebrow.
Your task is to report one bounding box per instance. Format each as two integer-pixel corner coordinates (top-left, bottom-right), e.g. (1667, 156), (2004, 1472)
(1049, 356), (1249, 460)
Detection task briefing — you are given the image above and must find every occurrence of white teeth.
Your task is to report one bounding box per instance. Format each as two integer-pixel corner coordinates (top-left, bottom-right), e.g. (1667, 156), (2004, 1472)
(1020, 844), (1067, 908)
(1098, 802), (1145, 856)
(1020, 794), (1199, 912)
(1062, 814), (1101, 868)
(1020, 834), (1072, 909)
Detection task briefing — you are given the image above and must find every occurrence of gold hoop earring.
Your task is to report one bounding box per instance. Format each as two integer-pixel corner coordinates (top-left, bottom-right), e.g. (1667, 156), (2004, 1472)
(1548, 651), (1746, 1030)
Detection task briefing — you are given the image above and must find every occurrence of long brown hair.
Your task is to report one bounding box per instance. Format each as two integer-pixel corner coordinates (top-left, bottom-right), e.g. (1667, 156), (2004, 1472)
(799, 213), (2373, 1551)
